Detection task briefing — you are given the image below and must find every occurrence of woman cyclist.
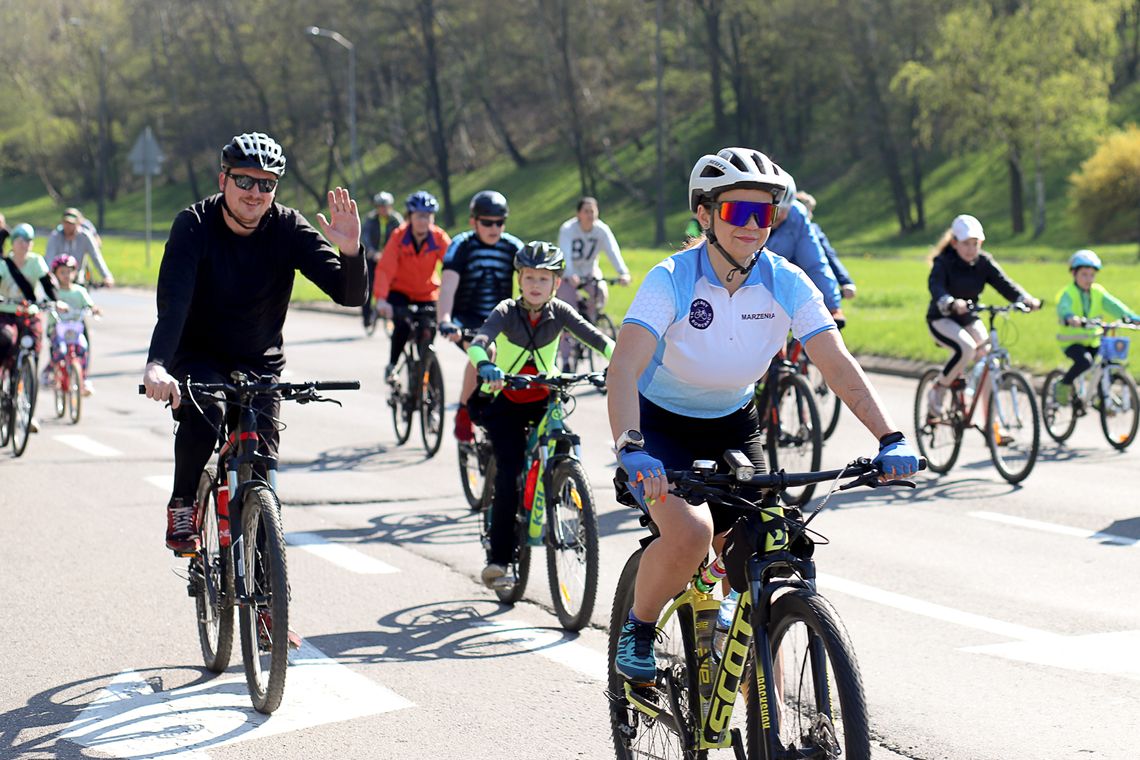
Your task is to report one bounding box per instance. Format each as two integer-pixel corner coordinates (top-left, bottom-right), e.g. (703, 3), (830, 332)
(466, 241), (614, 589)
(925, 214), (1041, 418)
(606, 147), (919, 685)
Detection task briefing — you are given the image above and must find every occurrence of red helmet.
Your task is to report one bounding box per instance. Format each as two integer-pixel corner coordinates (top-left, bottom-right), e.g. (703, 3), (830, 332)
(51, 254), (78, 271)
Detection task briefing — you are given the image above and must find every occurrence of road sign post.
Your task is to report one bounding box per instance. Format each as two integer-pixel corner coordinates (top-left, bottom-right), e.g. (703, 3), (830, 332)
(128, 127), (165, 267)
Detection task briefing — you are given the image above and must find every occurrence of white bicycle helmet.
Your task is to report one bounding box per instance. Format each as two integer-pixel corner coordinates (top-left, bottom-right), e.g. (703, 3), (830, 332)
(688, 147), (793, 212)
(1069, 249), (1102, 270)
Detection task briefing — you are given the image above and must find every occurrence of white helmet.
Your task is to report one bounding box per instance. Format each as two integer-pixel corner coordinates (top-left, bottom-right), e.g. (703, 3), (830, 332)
(778, 171), (797, 211)
(1069, 249), (1102, 270)
(688, 147), (793, 212)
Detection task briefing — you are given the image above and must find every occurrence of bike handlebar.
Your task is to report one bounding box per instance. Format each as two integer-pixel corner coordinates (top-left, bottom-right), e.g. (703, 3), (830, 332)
(139, 378), (361, 396)
(502, 371), (606, 391)
(1073, 316), (1139, 330)
(968, 301), (1032, 315)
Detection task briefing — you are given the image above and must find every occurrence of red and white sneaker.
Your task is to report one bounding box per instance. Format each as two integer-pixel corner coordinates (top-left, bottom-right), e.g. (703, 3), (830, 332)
(165, 497), (200, 555)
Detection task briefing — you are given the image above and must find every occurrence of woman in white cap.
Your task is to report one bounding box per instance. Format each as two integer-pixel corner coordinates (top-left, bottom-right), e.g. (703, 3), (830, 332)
(924, 214), (1041, 418)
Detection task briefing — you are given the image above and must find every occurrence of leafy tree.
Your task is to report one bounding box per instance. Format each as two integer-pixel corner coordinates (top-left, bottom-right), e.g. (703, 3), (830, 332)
(1069, 124), (1140, 254)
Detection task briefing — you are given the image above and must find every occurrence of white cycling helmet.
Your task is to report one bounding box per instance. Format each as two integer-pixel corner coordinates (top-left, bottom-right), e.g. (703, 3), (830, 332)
(1069, 249), (1102, 270)
(688, 147), (793, 212)
(778, 171), (797, 211)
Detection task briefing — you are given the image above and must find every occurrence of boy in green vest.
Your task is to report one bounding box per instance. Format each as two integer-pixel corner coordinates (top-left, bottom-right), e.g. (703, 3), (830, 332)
(1054, 249), (1139, 404)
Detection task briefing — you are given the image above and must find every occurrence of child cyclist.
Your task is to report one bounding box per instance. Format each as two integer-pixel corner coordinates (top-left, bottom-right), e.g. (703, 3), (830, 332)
(1054, 249), (1139, 404)
(46, 254), (102, 395)
(466, 241), (615, 589)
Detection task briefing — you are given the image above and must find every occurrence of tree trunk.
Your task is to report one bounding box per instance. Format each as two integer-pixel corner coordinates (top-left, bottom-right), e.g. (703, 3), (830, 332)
(1032, 137), (1046, 239)
(479, 93), (527, 168)
(1008, 146), (1026, 235)
(654, 0), (667, 245)
(184, 157), (201, 202)
(697, 0), (726, 134)
(908, 99), (925, 232)
(419, 0), (454, 227)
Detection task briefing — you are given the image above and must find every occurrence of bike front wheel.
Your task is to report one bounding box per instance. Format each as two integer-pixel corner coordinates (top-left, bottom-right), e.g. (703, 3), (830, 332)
(1098, 366), (1140, 450)
(388, 355), (413, 445)
(11, 353), (36, 457)
(608, 548), (705, 760)
(53, 365), (66, 418)
(0, 366), (11, 447)
(913, 368), (963, 474)
(986, 370), (1040, 484)
(67, 358), (83, 424)
(238, 486), (290, 714)
(419, 351), (445, 457)
(195, 467), (234, 672)
(767, 373), (822, 506)
(1041, 369), (1077, 443)
(746, 588), (870, 760)
(545, 460), (599, 631)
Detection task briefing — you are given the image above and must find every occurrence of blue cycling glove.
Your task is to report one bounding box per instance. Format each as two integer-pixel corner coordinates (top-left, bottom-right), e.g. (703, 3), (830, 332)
(439, 321), (459, 337)
(618, 447), (665, 507)
(477, 361), (504, 384)
(874, 432), (920, 478)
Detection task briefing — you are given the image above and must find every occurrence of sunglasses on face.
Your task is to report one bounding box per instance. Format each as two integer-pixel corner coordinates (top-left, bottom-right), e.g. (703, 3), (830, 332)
(715, 200), (777, 229)
(226, 172), (279, 193)
(476, 218), (506, 228)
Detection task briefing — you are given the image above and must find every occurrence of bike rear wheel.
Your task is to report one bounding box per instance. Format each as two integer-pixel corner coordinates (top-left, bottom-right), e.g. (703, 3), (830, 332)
(545, 460), (599, 631)
(608, 548), (705, 760)
(11, 353), (36, 457)
(482, 495), (530, 604)
(195, 467), (234, 672)
(746, 588), (870, 760)
(388, 354), (413, 445)
(766, 373), (821, 506)
(986, 370), (1039, 484)
(913, 368), (963, 474)
(1098, 366), (1140, 450)
(238, 486), (290, 714)
(419, 351), (445, 457)
(596, 313), (619, 342)
(67, 358), (83, 424)
(1041, 369), (1077, 443)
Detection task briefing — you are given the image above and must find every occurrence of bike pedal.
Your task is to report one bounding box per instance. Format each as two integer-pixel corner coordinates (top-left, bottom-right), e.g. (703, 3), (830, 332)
(623, 681), (664, 717)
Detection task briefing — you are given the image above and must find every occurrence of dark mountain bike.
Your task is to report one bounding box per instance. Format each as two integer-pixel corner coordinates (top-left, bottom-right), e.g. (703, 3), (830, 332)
(607, 453), (924, 760)
(140, 374), (359, 714)
(753, 354), (822, 506)
(482, 371), (605, 630)
(0, 299), (41, 457)
(387, 303), (445, 457)
(786, 337), (842, 441)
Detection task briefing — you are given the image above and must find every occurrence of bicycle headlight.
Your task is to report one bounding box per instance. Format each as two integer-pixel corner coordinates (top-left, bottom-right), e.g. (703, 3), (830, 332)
(724, 449), (755, 481)
(19, 334), (34, 349)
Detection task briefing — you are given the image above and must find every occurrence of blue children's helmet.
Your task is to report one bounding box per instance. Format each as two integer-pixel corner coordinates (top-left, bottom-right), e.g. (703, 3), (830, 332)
(405, 191), (440, 214)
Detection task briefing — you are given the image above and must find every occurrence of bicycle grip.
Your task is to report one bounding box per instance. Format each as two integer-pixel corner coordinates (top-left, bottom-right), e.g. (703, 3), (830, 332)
(313, 381), (361, 391)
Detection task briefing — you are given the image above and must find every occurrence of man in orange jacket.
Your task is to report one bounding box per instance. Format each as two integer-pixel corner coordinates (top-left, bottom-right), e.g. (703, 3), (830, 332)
(373, 191), (452, 380)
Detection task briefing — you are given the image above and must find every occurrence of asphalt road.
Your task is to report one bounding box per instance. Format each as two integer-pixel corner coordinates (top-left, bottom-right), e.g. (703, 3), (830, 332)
(1, 288), (1137, 760)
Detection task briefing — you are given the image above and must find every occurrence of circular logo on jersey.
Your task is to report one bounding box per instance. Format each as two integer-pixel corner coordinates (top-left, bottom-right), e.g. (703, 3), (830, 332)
(689, 299), (714, 330)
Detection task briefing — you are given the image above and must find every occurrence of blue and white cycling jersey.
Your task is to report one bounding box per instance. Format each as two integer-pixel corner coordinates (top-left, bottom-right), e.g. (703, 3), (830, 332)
(766, 199), (841, 311)
(623, 242), (835, 418)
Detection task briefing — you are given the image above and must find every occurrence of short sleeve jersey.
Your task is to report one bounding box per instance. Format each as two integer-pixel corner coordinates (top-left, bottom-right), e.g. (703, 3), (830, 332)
(0, 253), (50, 312)
(443, 230), (523, 325)
(623, 242), (835, 418)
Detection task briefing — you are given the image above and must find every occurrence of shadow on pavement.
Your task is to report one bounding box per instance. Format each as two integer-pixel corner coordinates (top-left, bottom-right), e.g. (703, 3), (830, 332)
(309, 508), (477, 547)
(279, 442), (435, 473)
(308, 599), (582, 666)
(1099, 515), (1140, 542)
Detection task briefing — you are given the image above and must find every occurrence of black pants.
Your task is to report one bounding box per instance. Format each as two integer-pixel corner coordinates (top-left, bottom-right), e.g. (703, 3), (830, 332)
(363, 254), (379, 326)
(388, 291), (436, 366)
(1061, 344), (1096, 385)
(169, 359), (280, 505)
(640, 395), (766, 534)
(475, 392), (547, 565)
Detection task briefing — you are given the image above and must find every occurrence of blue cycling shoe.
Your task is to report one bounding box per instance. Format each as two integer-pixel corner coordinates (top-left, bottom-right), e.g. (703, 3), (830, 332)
(615, 618), (659, 686)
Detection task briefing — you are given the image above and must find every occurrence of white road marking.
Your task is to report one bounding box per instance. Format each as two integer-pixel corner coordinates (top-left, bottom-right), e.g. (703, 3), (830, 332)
(817, 573), (1060, 641)
(969, 510), (1138, 546)
(145, 474), (173, 492)
(286, 531), (399, 574)
(477, 619), (608, 681)
(54, 434), (121, 457)
(60, 641), (413, 759)
(963, 630), (1140, 681)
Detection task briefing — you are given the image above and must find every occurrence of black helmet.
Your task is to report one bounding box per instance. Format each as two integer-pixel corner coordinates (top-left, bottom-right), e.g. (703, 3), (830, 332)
(515, 241), (565, 273)
(469, 190), (509, 218)
(221, 132), (287, 176)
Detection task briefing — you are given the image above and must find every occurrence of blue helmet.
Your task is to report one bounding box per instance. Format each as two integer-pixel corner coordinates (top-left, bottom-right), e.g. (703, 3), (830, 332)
(405, 191), (439, 214)
(1069, 249), (1102, 271)
(10, 223), (35, 241)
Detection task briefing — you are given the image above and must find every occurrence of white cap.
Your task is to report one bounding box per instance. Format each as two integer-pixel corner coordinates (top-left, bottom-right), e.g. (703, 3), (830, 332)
(951, 214), (985, 242)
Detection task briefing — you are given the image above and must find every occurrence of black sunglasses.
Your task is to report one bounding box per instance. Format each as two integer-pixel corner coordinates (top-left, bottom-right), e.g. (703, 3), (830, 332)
(226, 172), (279, 193)
(476, 218), (506, 228)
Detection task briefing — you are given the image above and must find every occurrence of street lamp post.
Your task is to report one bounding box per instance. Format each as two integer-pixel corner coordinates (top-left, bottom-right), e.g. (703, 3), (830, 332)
(306, 26), (358, 194)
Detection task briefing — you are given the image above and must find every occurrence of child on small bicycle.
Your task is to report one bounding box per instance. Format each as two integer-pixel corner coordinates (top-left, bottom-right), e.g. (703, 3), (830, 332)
(1053, 249), (1139, 404)
(46, 254), (101, 395)
(466, 241), (614, 589)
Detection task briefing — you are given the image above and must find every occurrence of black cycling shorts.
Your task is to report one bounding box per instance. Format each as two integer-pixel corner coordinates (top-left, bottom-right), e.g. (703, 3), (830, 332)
(639, 395), (766, 535)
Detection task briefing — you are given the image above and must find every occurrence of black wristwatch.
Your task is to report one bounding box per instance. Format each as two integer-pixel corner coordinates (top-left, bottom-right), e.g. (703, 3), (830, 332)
(878, 431), (905, 449)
